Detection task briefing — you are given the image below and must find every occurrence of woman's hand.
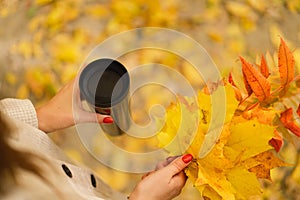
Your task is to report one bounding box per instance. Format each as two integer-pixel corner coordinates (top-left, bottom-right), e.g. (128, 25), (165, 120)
(36, 79), (112, 133)
(129, 154), (193, 200)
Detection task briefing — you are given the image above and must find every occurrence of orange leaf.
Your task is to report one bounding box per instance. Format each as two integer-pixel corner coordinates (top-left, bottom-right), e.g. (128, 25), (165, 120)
(278, 38), (295, 90)
(259, 55), (270, 78)
(268, 130), (283, 152)
(280, 108), (300, 137)
(242, 70), (253, 96)
(240, 56), (271, 101)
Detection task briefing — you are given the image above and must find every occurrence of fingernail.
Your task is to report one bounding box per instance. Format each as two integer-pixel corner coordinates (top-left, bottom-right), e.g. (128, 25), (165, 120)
(182, 154), (193, 163)
(103, 117), (113, 123)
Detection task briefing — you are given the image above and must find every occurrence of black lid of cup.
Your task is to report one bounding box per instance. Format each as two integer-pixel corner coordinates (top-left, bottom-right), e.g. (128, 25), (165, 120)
(79, 58), (130, 108)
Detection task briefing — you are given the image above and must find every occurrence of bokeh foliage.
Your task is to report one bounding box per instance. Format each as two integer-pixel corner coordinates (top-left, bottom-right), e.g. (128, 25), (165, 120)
(1, 0), (300, 199)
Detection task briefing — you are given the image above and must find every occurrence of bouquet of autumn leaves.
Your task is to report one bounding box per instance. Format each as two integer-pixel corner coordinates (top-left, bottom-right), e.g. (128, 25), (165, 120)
(157, 38), (300, 200)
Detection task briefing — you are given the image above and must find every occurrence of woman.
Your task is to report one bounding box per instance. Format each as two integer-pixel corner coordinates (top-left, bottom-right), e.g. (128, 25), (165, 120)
(0, 80), (193, 200)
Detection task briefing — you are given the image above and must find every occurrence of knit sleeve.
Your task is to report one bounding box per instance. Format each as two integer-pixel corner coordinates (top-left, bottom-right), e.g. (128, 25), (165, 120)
(0, 98), (38, 128)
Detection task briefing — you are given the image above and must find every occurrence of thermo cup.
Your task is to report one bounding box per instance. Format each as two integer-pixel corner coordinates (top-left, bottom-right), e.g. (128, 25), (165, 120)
(79, 58), (130, 136)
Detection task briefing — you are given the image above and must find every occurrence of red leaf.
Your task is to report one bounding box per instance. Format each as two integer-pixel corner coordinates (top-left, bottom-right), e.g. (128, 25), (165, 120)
(240, 56), (271, 101)
(280, 108), (293, 124)
(259, 55), (270, 78)
(280, 108), (300, 137)
(269, 130), (283, 152)
(297, 104), (300, 117)
(278, 38), (295, 90)
(228, 72), (236, 87)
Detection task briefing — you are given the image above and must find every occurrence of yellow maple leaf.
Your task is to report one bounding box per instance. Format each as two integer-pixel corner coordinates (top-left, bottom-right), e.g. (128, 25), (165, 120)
(224, 119), (275, 162)
(243, 151), (290, 181)
(186, 125), (235, 200)
(156, 97), (199, 155)
(196, 84), (239, 157)
(157, 84), (287, 200)
(226, 167), (262, 199)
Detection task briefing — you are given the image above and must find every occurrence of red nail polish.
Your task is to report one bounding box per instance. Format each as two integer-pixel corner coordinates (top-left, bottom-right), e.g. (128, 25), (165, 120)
(182, 154), (193, 163)
(103, 117), (114, 123)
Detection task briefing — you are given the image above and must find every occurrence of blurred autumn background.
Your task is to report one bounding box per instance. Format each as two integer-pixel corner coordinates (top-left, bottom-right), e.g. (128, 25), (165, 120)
(1, 0), (300, 199)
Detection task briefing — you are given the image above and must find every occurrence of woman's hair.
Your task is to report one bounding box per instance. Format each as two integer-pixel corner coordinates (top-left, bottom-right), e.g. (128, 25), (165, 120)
(0, 110), (55, 195)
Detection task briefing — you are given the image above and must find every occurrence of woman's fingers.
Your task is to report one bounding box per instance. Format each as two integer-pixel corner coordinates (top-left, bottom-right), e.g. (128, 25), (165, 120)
(141, 171), (155, 180)
(78, 112), (113, 124)
(171, 171), (188, 188)
(155, 156), (180, 170)
(162, 154), (193, 177)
